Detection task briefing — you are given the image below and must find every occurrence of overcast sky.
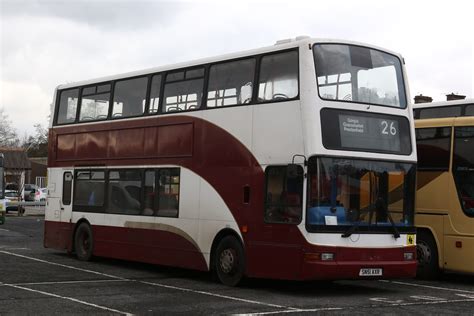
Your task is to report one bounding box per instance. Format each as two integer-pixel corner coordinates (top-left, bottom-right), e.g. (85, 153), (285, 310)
(1, 0), (473, 137)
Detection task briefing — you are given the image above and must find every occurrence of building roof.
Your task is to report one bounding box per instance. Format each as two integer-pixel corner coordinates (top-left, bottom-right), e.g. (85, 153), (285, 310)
(0, 147), (32, 170)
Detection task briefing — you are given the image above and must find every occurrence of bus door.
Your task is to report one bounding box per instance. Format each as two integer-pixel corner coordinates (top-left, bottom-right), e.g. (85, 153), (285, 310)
(248, 165), (304, 279)
(60, 170), (74, 222)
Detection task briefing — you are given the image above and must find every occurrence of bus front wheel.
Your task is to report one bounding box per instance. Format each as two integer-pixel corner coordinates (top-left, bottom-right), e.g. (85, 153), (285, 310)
(416, 230), (439, 279)
(74, 223), (94, 261)
(213, 236), (245, 286)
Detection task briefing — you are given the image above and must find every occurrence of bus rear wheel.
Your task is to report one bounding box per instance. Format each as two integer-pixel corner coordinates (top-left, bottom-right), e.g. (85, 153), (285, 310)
(213, 236), (245, 286)
(416, 230), (439, 279)
(74, 223), (94, 261)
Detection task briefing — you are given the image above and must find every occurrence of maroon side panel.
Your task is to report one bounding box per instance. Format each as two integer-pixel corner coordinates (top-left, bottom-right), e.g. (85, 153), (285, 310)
(109, 128), (145, 158)
(56, 134), (76, 160)
(44, 220), (74, 251)
(144, 127), (158, 157)
(157, 123), (193, 157)
(75, 131), (109, 160)
(92, 225), (207, 271)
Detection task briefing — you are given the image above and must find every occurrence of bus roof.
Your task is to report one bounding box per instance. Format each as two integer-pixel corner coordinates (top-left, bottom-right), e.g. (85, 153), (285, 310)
(413, 99), (474, 109)
(56, 37), (405, 91)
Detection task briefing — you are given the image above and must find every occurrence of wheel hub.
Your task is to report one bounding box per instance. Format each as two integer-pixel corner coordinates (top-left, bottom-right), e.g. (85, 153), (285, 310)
(417, 241), (431, 265)
(219, 249), (236, 274)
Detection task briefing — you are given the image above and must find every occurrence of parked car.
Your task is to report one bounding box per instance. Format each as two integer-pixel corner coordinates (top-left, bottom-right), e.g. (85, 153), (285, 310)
(34, 188), (48, 202)
(24, 184), (39, 201)
(4, 190), (20, 213)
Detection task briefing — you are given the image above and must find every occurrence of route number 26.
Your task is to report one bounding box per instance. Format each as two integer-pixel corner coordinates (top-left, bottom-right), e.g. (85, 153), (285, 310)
(381, 120), (397, 136)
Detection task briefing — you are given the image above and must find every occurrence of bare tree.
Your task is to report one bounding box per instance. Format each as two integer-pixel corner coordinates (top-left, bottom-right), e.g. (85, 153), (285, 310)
(23, 124), (48, 157)
(0, 108), (19, 147)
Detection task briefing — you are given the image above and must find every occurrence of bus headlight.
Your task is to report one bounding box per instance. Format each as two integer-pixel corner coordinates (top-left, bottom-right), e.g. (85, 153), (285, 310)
(321, 253), (335, 261)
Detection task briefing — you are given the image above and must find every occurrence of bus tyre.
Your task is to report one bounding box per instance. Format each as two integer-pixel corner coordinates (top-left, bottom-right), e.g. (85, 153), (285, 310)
(416, 230), (439, 279)
(213, 236), (245, 286)
(74, 223), (94, 261)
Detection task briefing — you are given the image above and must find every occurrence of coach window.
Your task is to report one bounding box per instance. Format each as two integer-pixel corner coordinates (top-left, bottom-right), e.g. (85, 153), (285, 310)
(466, 105), (474, 116)
(112, 77), (148, 118)
(419, 106), (462, 119)
(148, 74), (162, 113)
(56, 88), (79, 125)
(163, 68), (204, 113)
(264, 166), (303, 224)
(416, 127), (451, 170)
(156, 168), (180, 217)
(73, 170), (105, 212)
(207, 58), (256, 107)
(107, 170), (142, 215)
(453, 127), (474, 216)
(258, 51), (299, 103)
(79, 84), (111, 121)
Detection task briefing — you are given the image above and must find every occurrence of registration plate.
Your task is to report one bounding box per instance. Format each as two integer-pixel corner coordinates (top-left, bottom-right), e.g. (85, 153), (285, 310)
(359, 268), (383, 276)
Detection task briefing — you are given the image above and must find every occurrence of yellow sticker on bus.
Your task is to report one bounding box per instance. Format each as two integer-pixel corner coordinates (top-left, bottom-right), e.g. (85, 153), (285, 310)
(407, 234), (415, 246)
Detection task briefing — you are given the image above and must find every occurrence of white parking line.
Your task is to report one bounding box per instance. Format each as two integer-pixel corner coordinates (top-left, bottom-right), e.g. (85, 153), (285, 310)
(0, 250), (126, 280)
(1, 282), (133, 315)
(12, 279), (130, 286)
(233, 307), (343, 315)
(380, 280), (474, 294)
(372, 297), (474, 307)
(140, 280), (298, 310)
(0, 250), (301, 312)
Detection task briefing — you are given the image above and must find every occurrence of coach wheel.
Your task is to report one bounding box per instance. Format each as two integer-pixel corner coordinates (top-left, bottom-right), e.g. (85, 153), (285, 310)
(214, 236), (245, 286)
(74, 223), (94, 261)
(416, 231), (439, 279)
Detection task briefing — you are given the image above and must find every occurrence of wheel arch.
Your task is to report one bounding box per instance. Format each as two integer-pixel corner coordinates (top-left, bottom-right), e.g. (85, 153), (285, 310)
(209, 228), (244, 272)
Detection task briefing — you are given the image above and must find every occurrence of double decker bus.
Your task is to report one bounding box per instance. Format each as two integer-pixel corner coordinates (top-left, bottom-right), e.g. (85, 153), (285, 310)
(414, 99), (474, 278)
(45, 37), (417, 285)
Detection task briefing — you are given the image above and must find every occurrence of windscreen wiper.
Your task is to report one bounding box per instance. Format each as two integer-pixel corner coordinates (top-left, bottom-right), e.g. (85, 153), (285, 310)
(386, 211), (400, 239)
(341, 221), (359, 238)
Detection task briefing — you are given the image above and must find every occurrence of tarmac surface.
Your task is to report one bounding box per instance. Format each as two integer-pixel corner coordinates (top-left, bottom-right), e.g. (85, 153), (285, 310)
(1, 211), (474, 315)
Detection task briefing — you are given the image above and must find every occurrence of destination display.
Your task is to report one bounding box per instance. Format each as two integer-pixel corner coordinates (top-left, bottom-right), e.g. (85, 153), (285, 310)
(321, 109), (411, 155)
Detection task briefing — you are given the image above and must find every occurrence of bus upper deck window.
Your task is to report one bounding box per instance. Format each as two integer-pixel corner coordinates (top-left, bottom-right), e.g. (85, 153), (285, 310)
(56, 88), (79, 125)
(258, 51), (298, 103)
(112, 76), (148, 119)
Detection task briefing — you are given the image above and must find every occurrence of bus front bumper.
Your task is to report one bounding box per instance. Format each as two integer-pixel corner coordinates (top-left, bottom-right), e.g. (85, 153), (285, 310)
(300, 246), (417, 280)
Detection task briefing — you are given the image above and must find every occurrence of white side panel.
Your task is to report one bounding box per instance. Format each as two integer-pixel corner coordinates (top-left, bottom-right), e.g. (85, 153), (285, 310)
(45, 168), (64, 222)
(202, 105), (253, 151)
(177, 168), (200, 220)
(198, 178), (242, 264)
(252, 101), (305, 165)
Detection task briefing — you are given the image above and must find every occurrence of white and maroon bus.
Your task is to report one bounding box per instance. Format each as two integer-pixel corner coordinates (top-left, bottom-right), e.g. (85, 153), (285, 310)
(45, 37), (417, 286)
